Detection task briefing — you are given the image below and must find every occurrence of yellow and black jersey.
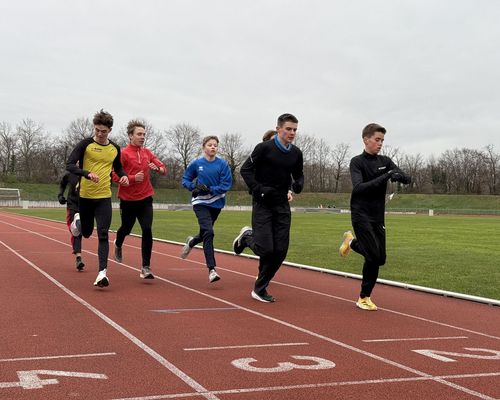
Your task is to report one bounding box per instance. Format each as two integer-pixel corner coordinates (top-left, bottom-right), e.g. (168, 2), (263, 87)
(66, 138), (126, 199)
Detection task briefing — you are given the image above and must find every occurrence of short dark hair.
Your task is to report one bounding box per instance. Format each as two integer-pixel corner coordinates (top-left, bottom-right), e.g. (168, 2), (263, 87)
(262, 130), (276, 142)
(127, 119), (145, 136)
(202, 135), (219, 146)
(277, 113), (298, 127)
(362, 123), (386, 138)
(93, 109), (114, 128)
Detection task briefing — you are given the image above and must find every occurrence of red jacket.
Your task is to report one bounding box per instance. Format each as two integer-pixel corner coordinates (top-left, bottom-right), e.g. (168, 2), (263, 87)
(112, 144), (166, 201)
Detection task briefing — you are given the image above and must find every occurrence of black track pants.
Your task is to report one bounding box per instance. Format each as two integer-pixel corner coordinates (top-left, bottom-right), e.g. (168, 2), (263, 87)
(115, 197), (154, 267)
(350, 219), (386, 298)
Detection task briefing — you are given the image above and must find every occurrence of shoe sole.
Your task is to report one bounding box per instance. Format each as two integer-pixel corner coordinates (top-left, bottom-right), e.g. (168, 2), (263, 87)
(339, 232), (353, 257)
(233, 226), (251, 255)
(94, 277), (109, 287)
(251, 290), (275, 303)
(356, 302), (377, 311)
(180, 237), (194, 259)
(140, 273), (155, 279)
(76, 262), (85, 271)
(209, 274), (221, 283)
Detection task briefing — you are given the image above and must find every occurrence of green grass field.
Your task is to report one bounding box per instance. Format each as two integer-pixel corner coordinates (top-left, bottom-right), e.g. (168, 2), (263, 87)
(3, 208), (499, 300)
(4, 183), (500, 212)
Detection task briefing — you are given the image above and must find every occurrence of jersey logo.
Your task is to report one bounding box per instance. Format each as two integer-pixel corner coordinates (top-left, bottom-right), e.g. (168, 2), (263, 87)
(378, 166), (387, 170)
(198, 166), (204, 171)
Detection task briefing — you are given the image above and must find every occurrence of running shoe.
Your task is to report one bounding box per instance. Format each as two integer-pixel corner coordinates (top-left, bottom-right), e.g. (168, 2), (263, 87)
(114, 240), (123, 263)
(339, 230), (354, 257)
(75, 256), (85, 271)
(70, 213), (81, 236)
(180, 236), (194, 259)
(251, 290), (276, 303)
(140, 266), (154, 279)
(94, 269), (109, 287)
(233, 226), (252, 255)
(208, 268), (220, 283)
(356, 297), (378, 311)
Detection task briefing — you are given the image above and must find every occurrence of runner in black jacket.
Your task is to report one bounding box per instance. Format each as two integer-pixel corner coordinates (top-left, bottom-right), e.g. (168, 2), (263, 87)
(58, 171), (84, 271)
(233, 113), (304, 303)
(339, 123), (411, 311)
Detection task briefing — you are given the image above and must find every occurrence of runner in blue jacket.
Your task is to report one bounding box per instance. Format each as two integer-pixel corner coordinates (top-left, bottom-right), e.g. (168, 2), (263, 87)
(180, 136), (232, 283)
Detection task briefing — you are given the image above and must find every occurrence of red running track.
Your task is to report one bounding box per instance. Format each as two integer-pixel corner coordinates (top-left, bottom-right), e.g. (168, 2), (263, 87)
(0, 211), (499, 400)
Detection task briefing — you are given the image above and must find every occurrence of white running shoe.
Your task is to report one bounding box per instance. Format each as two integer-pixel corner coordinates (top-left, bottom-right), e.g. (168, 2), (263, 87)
(180, 236), (194, 259)
(208, 269), (220, 283)
(93, 269), (109, 287)
(70, 213), (81, 236)
(140, 266), (154, 279)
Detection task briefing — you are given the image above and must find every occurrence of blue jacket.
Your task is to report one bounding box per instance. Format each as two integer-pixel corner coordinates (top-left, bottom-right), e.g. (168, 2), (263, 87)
(182, 156), (232, 209)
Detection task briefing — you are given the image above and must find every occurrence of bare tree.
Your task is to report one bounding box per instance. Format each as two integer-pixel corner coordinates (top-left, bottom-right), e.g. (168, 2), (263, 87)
(63, 117), (93, 146)
(400, 153), (426, 192)
(381, 145), (404, 166)
(483, 144), (500, 194)
(165, 123), (201, 170)
(309, 138), (331, 192)
(331, 143), (351, 193)
(218, 132), (248, 186)
(17, 119), (44, 179)
(0, 122), (18, 174)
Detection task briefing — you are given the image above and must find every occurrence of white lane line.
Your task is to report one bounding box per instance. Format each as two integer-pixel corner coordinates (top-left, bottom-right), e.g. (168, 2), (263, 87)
(0, 239), (220, 400)
(0, 217), (496, 400)
(111, 372), (500, 400)
(184, 342), (309, 351)
(0, 352), (116, 362)
(152, 308), (238, 314)
(363, 336), (469, 343)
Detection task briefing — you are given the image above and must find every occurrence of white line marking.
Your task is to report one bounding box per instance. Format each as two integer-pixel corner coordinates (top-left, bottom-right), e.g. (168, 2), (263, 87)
(0, 239), (220, 400)
(0, 216), (497, 400)
(152, 307), (237, 314)
(0, 352), (116, 362)
(363, 336), (468, 343)
(111, 372), (500, 400)
(184, 342), (309, 351)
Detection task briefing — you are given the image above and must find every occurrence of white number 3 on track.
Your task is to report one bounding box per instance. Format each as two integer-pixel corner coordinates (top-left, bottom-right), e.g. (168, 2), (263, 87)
(231, 355), (336, 373)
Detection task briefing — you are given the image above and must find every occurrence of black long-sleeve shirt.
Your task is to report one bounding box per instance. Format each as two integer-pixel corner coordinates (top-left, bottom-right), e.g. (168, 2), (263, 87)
(240, 139), (304, 204)
(350, 151), (404, 223)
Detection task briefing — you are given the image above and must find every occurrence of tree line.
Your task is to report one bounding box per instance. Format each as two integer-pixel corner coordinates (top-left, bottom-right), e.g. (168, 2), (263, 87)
(0, 118), (499, 195)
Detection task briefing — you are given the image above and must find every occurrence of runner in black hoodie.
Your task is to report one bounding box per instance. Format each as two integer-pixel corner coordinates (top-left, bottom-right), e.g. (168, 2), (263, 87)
(233, 113), (304, 303)
(339, 123), (411, 311)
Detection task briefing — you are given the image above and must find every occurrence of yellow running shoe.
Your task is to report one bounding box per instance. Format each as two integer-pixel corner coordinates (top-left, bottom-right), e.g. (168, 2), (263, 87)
(339, 231), (354, 257)
(356, 297), (378, 311)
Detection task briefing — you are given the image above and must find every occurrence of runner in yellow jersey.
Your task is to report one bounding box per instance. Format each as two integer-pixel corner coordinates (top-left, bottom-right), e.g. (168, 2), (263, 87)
(67, 109), (129, 287)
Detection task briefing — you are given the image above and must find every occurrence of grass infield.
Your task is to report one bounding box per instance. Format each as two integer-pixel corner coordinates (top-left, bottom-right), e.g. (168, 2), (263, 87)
(3, 208), (499, 301)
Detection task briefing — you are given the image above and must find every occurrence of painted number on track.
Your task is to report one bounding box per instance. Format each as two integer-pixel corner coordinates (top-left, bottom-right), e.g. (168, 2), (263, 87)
(0, 370), (107, 390)
(231, 355), (336, 373)
(412, 347), (500, 363)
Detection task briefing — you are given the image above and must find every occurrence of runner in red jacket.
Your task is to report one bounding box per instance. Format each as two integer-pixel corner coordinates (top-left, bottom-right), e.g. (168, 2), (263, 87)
(112, 120), (166, 279)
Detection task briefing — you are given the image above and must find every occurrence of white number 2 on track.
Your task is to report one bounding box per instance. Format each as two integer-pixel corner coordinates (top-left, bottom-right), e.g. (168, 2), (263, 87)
(231, 355), (336, 373)
(413, 347), (500, 363)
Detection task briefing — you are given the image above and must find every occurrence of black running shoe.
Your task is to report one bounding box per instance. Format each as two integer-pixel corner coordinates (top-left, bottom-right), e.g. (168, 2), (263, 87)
(114, 240), (123, 263)
(75, 256), (85, 271)
(233, 226), (252, 255)
(251, 290), (275, 303)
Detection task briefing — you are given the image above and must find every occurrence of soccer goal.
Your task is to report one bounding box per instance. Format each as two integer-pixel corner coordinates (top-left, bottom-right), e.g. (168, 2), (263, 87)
(0, 187), (21, 207)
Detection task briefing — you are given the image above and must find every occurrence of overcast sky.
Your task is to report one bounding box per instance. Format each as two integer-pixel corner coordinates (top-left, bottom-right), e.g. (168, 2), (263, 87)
(1, 0), (499, 158)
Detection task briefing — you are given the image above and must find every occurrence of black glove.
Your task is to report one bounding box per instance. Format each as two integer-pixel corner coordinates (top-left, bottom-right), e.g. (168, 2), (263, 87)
(58, 194), (67, 205)
(292, 180), (303, 194)
(195, 183), (210, 193)
(192, 183), (210, 197)
(390, 171), (412, 184)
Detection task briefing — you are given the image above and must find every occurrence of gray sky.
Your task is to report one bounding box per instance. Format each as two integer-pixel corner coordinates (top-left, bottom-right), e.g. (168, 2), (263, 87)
(1, 0), (499, 158)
